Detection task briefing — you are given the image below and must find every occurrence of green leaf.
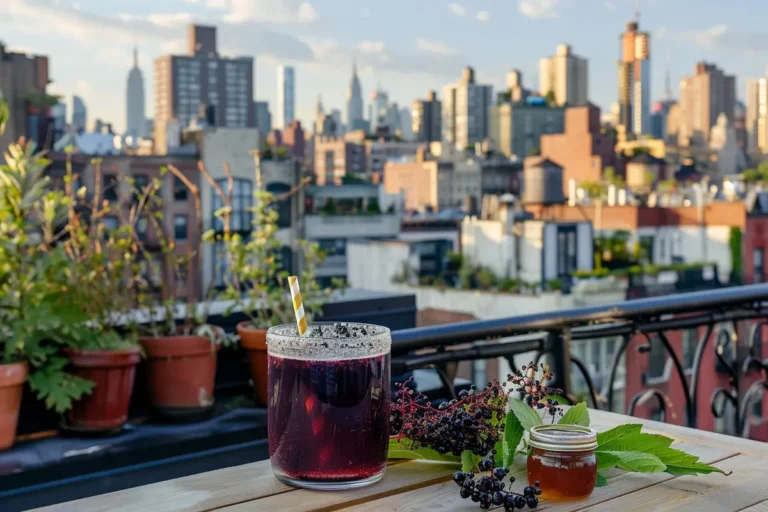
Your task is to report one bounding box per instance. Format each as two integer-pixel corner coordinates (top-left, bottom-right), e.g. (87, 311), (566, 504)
(508, 398), (543, 431)
(559, 402), (590, 426)
(461, 450), (476, 473)
(599, 451), (666, 473)
(503, 411), (524, 467)
(595, 472), (608, 487)
(548, 395), (568, 405)
(387, 438), (461, 464)
(596, 424), (728, 477)
(493, 440), (504, 467)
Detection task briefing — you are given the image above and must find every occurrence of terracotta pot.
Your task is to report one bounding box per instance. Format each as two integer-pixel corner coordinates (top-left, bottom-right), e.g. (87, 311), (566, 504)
(237, 322), (268, 405)
(64, 348), (141, 432)
(140, 333), (220, 416)
(0, 362), (28, 450)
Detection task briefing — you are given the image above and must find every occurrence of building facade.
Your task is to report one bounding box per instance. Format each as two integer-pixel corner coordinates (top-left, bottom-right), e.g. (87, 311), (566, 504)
(442, 67), (493, 150)
(313, 135), (366, 185)
(746, 78), (768, 154)
(678, 62), (736, 147)
(72, 95), (87, 133)
(276, 65), (295, 129)
(538, 44), (588, 107)
(412, 91), (442, 142)
(346, 63), (365, 130)
(489, 98), (565, 158)
(282, 120), (305, 161)
(126, 47), (147, 140)
(254, 100), (271, 136)
(617, 21), (651, 136)
(0, 43), (50, 150)
(540, 104), (617, 194)
(153, 24), (255, 144)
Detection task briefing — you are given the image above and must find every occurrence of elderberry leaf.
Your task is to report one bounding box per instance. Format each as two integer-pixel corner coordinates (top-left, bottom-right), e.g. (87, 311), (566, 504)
(508, 398), (543, 431)
(650, 446), (729, 476)
(598, 451), (666, 473)
(387, 438), (461, 464)
(558, 402), (590, 426)
(502, 411), (524, 468)
(461, 450), (477, 473)
(595, 472), (608, 487)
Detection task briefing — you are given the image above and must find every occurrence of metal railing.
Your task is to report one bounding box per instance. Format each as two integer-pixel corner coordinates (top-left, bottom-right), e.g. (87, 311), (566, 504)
(391, 283), (768, 438)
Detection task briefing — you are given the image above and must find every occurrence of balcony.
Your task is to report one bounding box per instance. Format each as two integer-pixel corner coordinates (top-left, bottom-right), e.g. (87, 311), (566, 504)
(304, 213), (400, 239)
(5, 283), (768, 510)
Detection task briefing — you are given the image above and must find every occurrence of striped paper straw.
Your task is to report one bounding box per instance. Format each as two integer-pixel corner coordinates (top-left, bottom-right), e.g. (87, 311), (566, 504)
(288, 275), (308, 337)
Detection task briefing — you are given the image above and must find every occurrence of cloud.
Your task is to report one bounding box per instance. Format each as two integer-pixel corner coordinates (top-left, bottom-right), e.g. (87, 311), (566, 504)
(416, 38), (456, 56)
(476, 10), (490, 22)
(205, 0), (228, 7)
(604, 0), (616, 10)
(0, 0), (315, 61)
(448, 3), (467, 17)
(680, 24), (766, 54)
(358, 41), (386, 54)
(361, 8), (372, 18)
(221, 0), (317, 23)
(74, 80), (91, 96)
(519, 0), (561, 18)
(183, 0), (201, 3)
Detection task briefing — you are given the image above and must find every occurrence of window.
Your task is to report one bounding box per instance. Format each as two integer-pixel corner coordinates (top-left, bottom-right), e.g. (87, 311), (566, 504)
(317, 238), (346, 257)
(647, 335), (666, 379)
(212, 241), (228, 288)
(212, 178), (252, 232)
(682, 329), (697, 371)
(639, 235), (655, 263)
(754, 248), (764, 283)
(136, 217), (148, 241)
(174, 215), (188, 241)
(174, 176), (188, 201)
(266, 183), (292, 229)
(103, 175), (119, 201)
(133, 174), (149, 203)
(102, 216), (119, 232)
(557, 226), (577, 277)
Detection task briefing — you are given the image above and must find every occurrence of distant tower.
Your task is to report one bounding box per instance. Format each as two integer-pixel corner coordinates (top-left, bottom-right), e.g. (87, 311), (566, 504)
(126, 47), (147, 138)
(346, 62), (364, 130)
(617, 19), (651, 136)
(316, 94), (324, 117)
(72, 95), (87, 133)
(277, 65), (295, 129)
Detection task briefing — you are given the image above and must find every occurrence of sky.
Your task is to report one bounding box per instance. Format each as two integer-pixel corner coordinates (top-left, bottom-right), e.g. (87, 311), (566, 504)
(2, 0), (768, 134)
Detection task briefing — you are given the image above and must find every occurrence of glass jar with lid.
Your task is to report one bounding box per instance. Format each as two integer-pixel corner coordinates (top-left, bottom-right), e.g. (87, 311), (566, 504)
(527, 424), (598, 501)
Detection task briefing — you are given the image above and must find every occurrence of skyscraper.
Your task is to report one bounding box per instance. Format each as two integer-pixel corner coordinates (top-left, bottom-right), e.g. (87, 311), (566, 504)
(411, 90), (441, 142)
(277, 65), (295, 129)
(254, 101), (272, 136)
(346, 62), (364, 131)
(126, 47), (147, 139)
(539, 44), (588, 107)
(678, 62), (735, 147)
(442, 67), (493, 150)
(154, 24), (254, 135)
(72, 95), (87, 133)
(617, 21), (651, 136)
(746, 78), (768, 154)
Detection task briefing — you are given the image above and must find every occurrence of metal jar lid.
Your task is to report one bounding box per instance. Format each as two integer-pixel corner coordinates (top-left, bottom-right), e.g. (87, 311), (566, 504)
(528, 424), (598, 452)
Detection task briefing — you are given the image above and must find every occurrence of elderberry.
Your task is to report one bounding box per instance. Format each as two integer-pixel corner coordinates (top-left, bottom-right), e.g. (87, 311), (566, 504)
(452, 467), (543, 510)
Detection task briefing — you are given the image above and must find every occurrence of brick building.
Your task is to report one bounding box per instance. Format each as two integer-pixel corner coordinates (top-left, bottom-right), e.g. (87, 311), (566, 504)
(540, 104), (617, 194)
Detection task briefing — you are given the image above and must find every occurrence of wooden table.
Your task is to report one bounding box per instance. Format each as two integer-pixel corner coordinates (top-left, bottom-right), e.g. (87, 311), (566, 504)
(33, 409), (768, 512)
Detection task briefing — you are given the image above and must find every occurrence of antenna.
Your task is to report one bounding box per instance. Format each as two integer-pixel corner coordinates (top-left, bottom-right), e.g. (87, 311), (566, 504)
(634, 0), (640, 23)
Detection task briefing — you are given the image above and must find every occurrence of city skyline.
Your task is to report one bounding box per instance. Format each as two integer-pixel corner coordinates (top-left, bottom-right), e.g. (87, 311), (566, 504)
(3, 0), (768, 133)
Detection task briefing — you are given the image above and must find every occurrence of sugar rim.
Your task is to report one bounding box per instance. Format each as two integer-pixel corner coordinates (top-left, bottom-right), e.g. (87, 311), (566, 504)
(266, 322), (392, 360)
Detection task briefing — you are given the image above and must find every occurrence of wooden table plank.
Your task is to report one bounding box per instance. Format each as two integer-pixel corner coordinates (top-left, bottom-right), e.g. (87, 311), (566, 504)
(30, 460), (291, 512)
(341, 442), (736, 512)
(741, 501), (768, 511)
(583, 454), (768, 512)
(215, 461), (455, 512)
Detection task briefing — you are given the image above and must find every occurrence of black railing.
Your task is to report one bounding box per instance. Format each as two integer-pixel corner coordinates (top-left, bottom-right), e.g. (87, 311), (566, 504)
(391, 283), (768, 438)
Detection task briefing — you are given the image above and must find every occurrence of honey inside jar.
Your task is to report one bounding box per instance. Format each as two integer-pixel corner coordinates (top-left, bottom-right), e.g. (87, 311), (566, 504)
(526, 424), (598, 501)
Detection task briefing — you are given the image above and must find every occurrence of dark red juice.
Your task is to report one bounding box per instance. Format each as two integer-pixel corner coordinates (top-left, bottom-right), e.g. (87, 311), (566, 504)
(267, 352), (390, 482)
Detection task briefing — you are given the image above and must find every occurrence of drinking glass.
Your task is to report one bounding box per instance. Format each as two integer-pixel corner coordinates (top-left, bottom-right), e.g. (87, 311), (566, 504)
(266, 322), (391, 490)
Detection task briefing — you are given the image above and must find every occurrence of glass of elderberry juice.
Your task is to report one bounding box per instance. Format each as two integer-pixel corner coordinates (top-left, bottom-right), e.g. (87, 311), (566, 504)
(266, 322), (391, 490)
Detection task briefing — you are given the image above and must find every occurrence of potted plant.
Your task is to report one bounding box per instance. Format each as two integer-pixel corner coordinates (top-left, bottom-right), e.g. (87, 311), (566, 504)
(0, 140), (94, 449)
(206, 152), (334, 405)
(58, 155), (147, 433)
(132, 166), (233, 419)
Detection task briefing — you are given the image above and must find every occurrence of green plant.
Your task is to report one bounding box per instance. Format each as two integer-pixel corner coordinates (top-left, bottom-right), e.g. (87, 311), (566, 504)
(320, 197), (337, 215)
(275, 146), (289, 158)
(498, 278), (519, 293)
(0, 96), (8, 135)
(544, 90), (556, 107)
(0, 140), (94, 412)
(476, 267), (497, 290)
(545, 278), (563, 291)
(341, 173), (365, 184)
(458, 258), (476, 289)
(528, 146), (540, 157)
(366, 198), (381, 214)
(446, 251), (463, 270)
(23, 89), (61, 109)
(206, 152), (336, 329)
(729, 227), (742, 281)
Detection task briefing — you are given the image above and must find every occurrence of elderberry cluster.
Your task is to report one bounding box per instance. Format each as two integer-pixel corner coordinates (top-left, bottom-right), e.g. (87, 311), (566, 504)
(453, 459), (542, 510)
(390, 379), (506, 457)
(506, 362), (563, 419)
